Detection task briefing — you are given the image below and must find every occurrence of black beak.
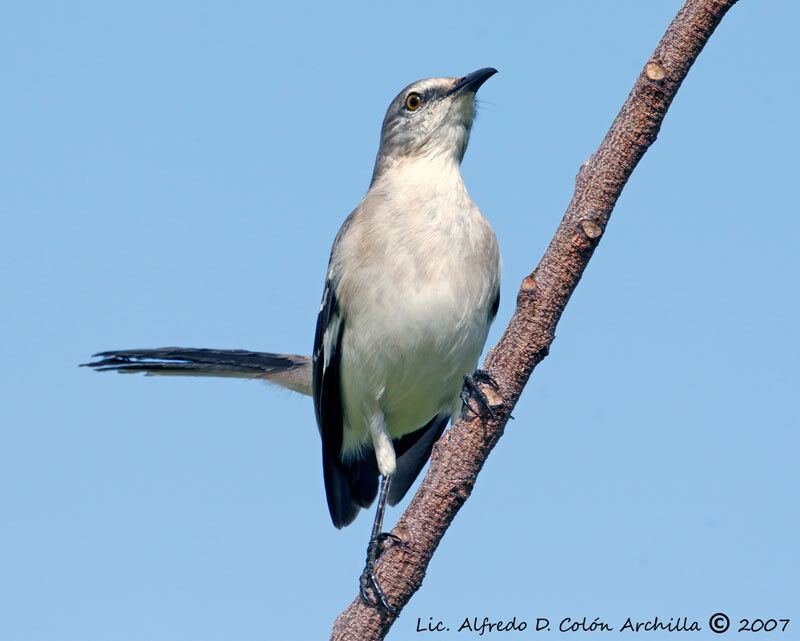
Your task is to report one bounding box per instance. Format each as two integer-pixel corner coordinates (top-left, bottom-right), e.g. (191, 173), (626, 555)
(448, 67), (498, 96)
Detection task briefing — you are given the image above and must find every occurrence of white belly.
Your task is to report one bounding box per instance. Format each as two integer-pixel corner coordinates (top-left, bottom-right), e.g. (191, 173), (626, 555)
(330, 175), (500, 458)
(338, 247), (496, 454)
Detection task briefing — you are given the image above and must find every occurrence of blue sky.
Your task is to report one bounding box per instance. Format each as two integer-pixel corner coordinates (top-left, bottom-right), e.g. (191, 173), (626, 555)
(2, 2), (798, 640)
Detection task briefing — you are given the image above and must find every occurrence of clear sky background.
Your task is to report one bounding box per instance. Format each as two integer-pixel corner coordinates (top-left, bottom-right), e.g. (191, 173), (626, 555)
(2, 2), (798, 640)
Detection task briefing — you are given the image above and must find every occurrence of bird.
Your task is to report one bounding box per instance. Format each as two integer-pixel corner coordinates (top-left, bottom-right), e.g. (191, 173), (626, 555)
(84, 67), (500, 614)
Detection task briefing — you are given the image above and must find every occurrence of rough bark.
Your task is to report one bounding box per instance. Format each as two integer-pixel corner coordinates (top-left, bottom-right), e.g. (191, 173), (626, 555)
(331, 1), (740, 639)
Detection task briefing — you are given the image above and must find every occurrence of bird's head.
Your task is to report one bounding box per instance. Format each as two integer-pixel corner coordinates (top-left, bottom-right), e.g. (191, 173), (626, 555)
(372, 68), (497, 181)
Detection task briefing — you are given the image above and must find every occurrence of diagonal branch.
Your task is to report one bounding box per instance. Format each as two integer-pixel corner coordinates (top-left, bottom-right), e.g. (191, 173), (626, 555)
(331, 1), (739, 638)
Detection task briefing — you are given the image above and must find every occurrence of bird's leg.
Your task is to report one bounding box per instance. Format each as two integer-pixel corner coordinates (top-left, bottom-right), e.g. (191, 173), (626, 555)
(359, 474), (398, 616)
(461, 369), (500, 419)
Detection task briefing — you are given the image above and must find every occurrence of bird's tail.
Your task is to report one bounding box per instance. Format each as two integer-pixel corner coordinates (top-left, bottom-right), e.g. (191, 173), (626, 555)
(82, 347), (313, 396)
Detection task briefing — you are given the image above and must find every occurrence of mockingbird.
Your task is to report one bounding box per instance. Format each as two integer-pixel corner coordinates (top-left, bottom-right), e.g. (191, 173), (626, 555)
(85, 67), (500, 614)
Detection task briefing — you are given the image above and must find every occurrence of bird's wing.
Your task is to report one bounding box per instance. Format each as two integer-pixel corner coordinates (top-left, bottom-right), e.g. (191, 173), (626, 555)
(312, 209), (382, 528)
(312, 275), (345, 445)
(313, 274), (377, 528)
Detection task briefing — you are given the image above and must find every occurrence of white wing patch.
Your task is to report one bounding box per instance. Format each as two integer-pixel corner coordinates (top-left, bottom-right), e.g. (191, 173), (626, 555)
(319, 284), (329, 313)
(322, 311), (342, 372)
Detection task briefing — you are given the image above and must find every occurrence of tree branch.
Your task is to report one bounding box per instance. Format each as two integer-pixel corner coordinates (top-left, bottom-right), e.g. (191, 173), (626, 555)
(331, 1), (739, 638)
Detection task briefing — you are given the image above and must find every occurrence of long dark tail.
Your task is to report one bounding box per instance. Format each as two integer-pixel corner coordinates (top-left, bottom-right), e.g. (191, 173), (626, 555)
(82, 347), (313, 396)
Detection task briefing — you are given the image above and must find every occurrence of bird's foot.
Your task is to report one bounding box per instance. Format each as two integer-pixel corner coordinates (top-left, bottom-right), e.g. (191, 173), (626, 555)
(461, 369), (500, 420)
(359, 564), (397, 615)
(359, 532), (399, 616)
(376, 532), (401, 558)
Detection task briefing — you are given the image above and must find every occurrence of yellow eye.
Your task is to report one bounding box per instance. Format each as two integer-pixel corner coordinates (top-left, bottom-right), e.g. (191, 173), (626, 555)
(405, 92), (422, 111)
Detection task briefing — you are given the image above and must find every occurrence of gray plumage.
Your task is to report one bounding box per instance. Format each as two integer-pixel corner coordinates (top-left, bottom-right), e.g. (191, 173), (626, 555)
(312, 68), (500, 527)
(83, 68), (500, 537)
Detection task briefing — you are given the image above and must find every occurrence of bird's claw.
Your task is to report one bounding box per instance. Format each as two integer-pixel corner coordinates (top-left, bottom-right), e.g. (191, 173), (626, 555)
(474, 369), (500, 390)
(359, 532), (399, 616)
(360, 565), (398, 615)
(377, 532), (401, 558)
(461, 369), (500, 420)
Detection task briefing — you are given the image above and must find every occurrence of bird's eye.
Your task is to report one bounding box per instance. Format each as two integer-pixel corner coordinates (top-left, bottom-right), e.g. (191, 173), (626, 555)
(405, 93), (422, 111)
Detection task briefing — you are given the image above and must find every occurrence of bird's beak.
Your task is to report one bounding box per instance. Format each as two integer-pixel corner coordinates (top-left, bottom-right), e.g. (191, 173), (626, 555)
(448, 67), (498, 96)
